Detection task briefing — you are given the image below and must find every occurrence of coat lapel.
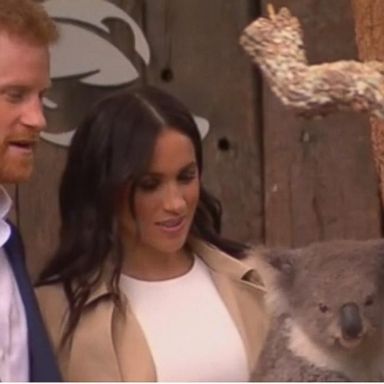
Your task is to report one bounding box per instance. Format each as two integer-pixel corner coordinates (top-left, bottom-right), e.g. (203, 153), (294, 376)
(67, 281), (156, 381)
(208, 271), (252, 369)
(190, 238), (269, 375)
(113, 297), (156, 381)
(66, 286), (122, 381)
(4, 225), (61, 382)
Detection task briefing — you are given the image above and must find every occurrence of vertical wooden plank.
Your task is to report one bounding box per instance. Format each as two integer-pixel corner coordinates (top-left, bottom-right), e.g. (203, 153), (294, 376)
(18, 0), (263, 278)
(18, 0), (146, 279)
(351, 0), (384, 211)
(261, 0), (381, 247)
(352, 0), (384, 60)
(144, 0), (264, 244)
(18, 143), (65, 279)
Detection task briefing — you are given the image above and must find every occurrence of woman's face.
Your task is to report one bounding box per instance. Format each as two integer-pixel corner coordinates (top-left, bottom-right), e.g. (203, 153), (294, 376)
(120, 128), (200, 256)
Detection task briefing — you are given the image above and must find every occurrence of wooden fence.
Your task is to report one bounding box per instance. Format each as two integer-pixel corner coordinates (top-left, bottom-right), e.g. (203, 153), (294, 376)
(13, 0), (381, 278)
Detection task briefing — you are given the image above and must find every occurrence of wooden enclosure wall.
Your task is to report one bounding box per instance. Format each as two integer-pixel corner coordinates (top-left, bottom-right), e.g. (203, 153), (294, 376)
(12, 0), (382, 278)
(261, 0), (381, 247)
(352, 0), (384, 61)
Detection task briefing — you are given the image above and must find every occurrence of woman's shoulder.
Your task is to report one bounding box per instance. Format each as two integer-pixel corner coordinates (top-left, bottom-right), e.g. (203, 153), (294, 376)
(35, 283), (69, 352)
(35, 284), (68, 329)
(35, 282), (67, 305)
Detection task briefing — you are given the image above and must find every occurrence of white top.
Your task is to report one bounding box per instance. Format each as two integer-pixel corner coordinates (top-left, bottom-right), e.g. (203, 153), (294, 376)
(120, 256), (249, 382)
(0, 186), (29, 382)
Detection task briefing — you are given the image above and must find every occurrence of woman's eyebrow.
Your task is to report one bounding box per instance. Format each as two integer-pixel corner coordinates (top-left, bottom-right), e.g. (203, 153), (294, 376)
(144, 162), (197, 177)
(179, 162), (198, 171)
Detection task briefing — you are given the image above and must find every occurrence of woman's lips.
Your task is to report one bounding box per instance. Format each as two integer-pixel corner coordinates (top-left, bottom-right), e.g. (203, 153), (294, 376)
(156, 217), (186, 233)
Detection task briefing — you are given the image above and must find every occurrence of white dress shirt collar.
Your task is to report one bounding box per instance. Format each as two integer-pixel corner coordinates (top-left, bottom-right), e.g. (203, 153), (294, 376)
(0, 185), (29, 381)
(0, 186), (11, 248)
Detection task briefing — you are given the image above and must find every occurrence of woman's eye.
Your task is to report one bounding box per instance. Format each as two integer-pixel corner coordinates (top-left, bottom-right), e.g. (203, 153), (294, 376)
(138, 179), (159, 192)
(178, 171), (197, 184)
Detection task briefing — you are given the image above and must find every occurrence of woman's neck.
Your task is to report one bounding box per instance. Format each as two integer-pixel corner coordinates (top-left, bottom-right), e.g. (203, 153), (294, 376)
(121, 245), (194, 281)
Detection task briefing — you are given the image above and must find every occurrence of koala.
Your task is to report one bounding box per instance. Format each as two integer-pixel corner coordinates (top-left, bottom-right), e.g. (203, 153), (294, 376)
(253, 239), (384, 381)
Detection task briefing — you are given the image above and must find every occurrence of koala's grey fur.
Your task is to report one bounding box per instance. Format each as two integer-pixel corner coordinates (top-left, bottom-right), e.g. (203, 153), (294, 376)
(252, 239), (384, 381)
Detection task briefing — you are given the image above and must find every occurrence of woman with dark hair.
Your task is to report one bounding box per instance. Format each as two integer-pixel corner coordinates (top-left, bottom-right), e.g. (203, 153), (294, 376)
(36, 85), (269, 381)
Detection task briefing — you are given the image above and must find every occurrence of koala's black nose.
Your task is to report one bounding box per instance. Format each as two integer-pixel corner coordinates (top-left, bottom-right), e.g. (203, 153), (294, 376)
(339, 302), (362, 339)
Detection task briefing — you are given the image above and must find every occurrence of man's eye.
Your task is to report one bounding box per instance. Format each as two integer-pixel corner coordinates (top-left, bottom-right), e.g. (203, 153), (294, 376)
(5, 89), (25, 103)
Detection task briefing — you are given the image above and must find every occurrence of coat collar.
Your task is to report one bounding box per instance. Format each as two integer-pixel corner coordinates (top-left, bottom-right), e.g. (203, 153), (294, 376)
(187, 238), (267, 374)
(83, 237), (265, 306)
(187, 237), (266, 289)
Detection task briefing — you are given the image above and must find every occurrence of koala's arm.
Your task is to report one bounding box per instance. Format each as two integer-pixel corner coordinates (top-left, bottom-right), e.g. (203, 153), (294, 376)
(253, 315), (350, 382)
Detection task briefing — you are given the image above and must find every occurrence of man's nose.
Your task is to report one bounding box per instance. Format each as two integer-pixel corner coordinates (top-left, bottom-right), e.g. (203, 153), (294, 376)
(21, 97), (46, 132)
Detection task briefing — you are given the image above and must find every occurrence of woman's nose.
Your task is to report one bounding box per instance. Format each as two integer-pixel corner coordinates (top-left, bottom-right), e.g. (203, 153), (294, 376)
(163, 185), (186, 213)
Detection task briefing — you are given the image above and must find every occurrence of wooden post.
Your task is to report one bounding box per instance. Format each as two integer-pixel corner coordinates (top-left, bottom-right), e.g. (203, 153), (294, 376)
(352, 0), (384, 210)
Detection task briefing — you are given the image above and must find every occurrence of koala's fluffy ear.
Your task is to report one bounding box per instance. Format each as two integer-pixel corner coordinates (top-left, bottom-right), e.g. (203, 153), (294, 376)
(262, 248), (295, 288)
(259, 248), (296, 312)
(370, 239), (384, 273)
(264, 248), (294, 272)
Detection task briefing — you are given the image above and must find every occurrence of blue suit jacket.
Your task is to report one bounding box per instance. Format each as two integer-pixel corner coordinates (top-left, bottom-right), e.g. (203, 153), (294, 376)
(4, 224), (61, 382)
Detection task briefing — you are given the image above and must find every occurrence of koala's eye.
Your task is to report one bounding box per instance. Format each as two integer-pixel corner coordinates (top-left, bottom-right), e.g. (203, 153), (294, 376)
(318, 303), (329, 313)
(364, 295), (374, 306)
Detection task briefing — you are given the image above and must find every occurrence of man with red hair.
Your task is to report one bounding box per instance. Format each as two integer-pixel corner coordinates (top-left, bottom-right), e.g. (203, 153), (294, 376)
(0, 0), (60, 381)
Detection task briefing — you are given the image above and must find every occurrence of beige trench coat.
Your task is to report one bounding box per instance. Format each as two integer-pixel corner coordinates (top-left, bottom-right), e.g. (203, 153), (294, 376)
(36, 239), (269, 381)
